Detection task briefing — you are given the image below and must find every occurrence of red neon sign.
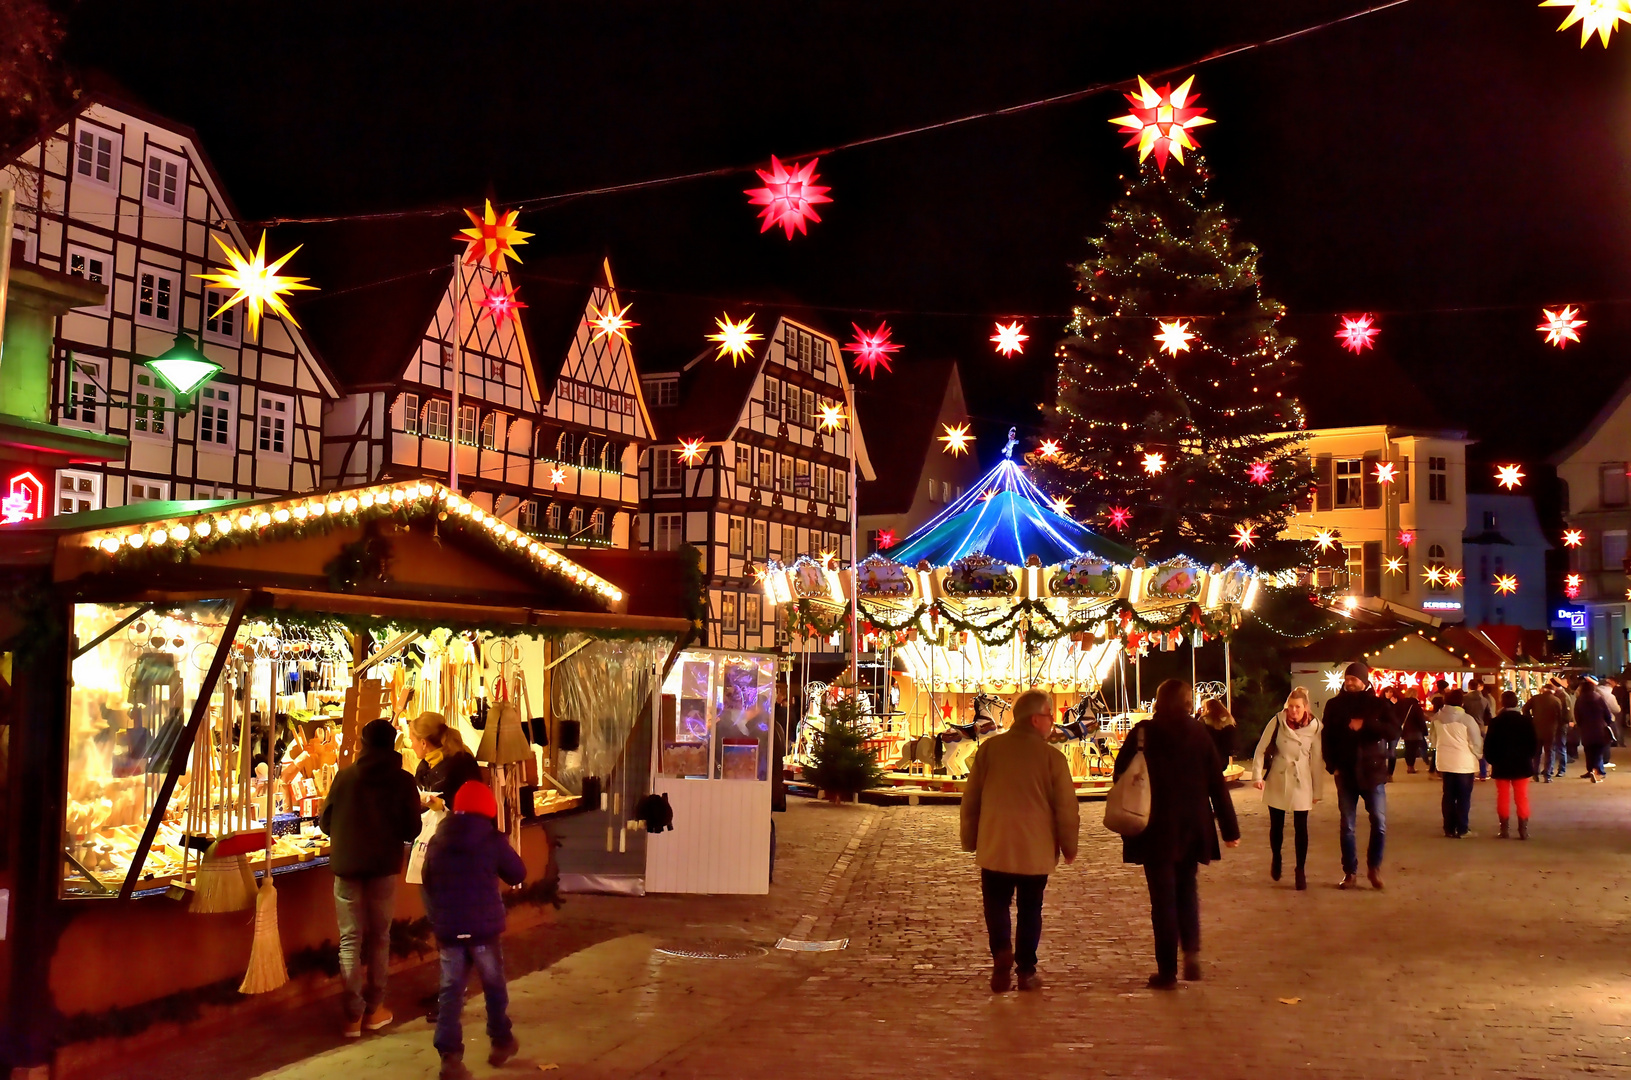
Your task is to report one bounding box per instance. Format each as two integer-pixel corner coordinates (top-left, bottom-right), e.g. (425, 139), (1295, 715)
(2, 471), (45, 524)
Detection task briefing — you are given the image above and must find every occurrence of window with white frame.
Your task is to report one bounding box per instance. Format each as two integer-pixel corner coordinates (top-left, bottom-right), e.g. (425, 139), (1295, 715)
(56, 470), (101, 515)
(143, 146), (184, 212)
(721, 592), (738, 633)
(424, 398), (451, 439)
(764, 379), (779, 421)
(74, 123), (119, 188)
(941, 480), (951, 503)
(136, 265), (178, 329)
(786, 326), (819, 373)
(401, 392), (421, 434)
(744, 593), (761, 633)
(751, 520), (768, 560)
(808, 530), (823, 558)
(62, 356), (106, 430)
(1429, 456), (1449, 503)
(131, 366), (170, 439)
(757, 450), (773, 488)
(728, 517), (745, 557)
(1601, 464), (1629, 509)
(456, 405), (478, 445)
(1342, 544), (1363, 588)
(736, 446), (751, 485)
(591, 507), (607, 539)
(198, 384), (234, 451)
(654, 448), (683, 489)
(834, 468), (847, 506)
(927, 477), (938, 503)
(128, 479), (170, 502)
(547, 502), (562, 532)
(1335, 458), (1363, 508)
(781, 524), (795, 557)
(257, 393), (292, 458)
(644, 376), (678, 406)
(480, 411), (499, 450)
(814, 464), (828, 501)
(799, 387), (815, 428)
(65, 246), (111, 313)
(778, 455), (794, 493)
(518, 501), (538, 530)
(193, 482), (233, 500)
(655, 512), (683, 551)
(568, 505), (585, 536)
(204, 288), (238, 342)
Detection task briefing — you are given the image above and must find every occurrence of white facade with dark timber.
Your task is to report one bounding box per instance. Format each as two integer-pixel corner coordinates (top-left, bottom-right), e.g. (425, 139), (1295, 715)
(1, 99), (337, 513)
(638, 315), (875, 651)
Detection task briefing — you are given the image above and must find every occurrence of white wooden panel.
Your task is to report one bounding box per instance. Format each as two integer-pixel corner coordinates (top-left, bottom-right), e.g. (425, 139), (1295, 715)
(646, 778), (771, 895)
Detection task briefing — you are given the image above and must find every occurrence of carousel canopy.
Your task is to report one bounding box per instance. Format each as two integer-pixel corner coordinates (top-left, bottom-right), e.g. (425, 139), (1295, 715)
(886, 458), (1137, 569)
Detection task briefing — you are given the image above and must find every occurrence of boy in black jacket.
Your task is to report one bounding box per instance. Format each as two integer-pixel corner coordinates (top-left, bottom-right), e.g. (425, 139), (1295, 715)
(422, 781), (527, 1079)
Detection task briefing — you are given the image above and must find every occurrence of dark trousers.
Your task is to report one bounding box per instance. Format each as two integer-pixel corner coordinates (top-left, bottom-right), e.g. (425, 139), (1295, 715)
(1268, 807), (1309, 870)
(334, 874), (397, 1021)
(1143, 860), (1200, 979)
(1584, 743), (1609, 776)
(1441, 772), (1475, 836)
(1336, 778), (1387, 874)
(980, 869), (1047, 975)
(1403, 739), (1427, 768)
(1535, 734), (1563, 778)
(433, 939), (512, 1058)
(1386, 739), (1400, 777)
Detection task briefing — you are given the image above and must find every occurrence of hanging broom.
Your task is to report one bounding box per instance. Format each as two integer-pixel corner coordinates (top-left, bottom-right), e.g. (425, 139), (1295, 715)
(240, 732), (287, 994)
(189, 830), (263, 913)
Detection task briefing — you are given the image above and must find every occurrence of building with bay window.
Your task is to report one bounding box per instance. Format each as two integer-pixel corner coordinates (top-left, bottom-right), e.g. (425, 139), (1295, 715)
(1554, 381), (1631, 673)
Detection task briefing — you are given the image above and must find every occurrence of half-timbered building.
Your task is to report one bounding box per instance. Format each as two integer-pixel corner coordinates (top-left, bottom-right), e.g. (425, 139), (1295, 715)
(635, 307), (875, 650)
(1, 98), (337, 513)
(286, 221), (651, 549)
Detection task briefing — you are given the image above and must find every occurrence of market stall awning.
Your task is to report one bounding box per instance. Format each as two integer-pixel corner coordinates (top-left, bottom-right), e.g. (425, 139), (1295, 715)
(886, 459), (1136, 568)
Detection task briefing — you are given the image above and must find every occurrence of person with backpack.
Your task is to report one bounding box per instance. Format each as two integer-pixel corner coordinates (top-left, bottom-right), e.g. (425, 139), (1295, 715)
(1321, 662), (1398, 890)
(1113, 679), (1240, 990)
(1251, 687), (1324, 891)
(422, 781), (528, 1079)
(1484, 691), (1538, 839)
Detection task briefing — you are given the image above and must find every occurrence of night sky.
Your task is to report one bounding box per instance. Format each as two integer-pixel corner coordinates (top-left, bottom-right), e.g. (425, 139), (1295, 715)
(62, 0), (1631, 475)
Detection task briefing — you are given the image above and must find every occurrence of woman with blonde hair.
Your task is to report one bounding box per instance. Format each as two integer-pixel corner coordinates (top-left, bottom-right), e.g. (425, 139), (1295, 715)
(1251, 687), (1324, 891)
(409, 712), (483, 811)
(1198, 698), (1237, 765)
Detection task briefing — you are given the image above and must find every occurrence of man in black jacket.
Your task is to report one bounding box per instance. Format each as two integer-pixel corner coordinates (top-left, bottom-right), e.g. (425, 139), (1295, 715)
(319, 718), (424, 1038)
(1321, 662), (1399, 891)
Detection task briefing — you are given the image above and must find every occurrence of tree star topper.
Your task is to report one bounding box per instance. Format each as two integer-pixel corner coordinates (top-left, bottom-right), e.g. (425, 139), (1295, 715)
(1336, 314), (1380, 354)
(1540, 0), (1631, 47)
(478, 280), (526, 326)
(844, 321), (901, 378)
(456, 200), (532, 273)
(1496, 464), (1525, 489)
(588, 300), (637, 343)
(991, 321), (1028, 357)
(196, 232), (317, 337)
(707, 313), (763, 365)
(1538, 305), (1586, 347)
(939, 423), (973, 456)
(744, 155), (832, 239)
(1109, 75), (1216, 172)
(1154, 319), (1195, 356)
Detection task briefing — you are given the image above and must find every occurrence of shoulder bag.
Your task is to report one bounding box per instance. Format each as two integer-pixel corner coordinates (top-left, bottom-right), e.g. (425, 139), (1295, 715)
(1104, 727), (1151, 837)
(1260, 714), (1281, 780)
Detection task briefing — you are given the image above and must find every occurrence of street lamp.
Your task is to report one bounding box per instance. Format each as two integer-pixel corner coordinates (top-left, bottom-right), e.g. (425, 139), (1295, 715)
(146, 332), (221, 410)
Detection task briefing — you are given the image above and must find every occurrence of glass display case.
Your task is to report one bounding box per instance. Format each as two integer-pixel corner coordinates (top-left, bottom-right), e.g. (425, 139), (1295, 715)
(658, 651), (775, 781)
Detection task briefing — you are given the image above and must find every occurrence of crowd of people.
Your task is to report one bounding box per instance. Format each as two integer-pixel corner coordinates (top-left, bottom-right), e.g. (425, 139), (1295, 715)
(960, 664), (1620, 992)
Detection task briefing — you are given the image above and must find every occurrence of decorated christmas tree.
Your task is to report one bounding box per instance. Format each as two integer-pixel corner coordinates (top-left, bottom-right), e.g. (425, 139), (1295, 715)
(1037, 154), (1311, 572)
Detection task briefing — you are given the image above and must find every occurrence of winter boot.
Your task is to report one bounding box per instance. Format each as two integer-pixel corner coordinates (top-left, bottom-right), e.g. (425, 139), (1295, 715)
(990, 949), (1013, 993)
(1270, 850), (1282, 882)
(1498, 817), (1509, 839)
(1182, 952), (1203, 982)
(1518, 818), (1530, 840)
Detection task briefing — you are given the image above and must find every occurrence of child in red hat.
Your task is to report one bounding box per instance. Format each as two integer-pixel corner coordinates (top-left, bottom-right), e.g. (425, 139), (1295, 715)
(421, 780), (526, 1079)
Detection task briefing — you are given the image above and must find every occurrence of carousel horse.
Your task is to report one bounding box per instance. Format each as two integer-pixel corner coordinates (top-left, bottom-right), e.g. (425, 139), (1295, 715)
(938, 695), (1008, 778)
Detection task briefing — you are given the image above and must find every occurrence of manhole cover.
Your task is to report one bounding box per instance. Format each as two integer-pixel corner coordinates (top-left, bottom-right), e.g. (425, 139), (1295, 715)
(654, 940), (767, 960)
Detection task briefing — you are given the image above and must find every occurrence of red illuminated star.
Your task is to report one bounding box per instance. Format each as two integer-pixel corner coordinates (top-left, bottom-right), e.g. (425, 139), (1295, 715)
(744, 156), (832, 239)
(1107, 507), (1132, 530)
(877, 529), (897, 550)
(478, 280), (526, 326)
(456, 200), (532, 273)
(1538, 305), (1586, 348)
(845, 322), (901, 378)
(1109, 75), (1216, 172)
(1336, 314), (1380, 354)
(1233, 523), (1257, 549)
(1247, 461), (1272, 485)
(1398, 530), (1415, 548)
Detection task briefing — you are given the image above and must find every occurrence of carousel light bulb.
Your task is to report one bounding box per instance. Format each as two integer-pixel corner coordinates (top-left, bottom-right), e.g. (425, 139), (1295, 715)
(150, 529), (167, 546)
(419, 484), (434, 498)
(127, 532), (145, 549)
(310, 503), (326, 518)
(239, 514), (255, 531)
(256, 512), (272, 528)
(342, 498), (358, 514)
(390, 489), (405, 504)
(359, 493), (375, 509)
(273, 508), (290, 523)
(169, 526), (188, 543)
(1564, 529), (1585, 547)
(218, 517), (234, 534)
(327, 499), (343, 514)
(194, 520), (211, 538)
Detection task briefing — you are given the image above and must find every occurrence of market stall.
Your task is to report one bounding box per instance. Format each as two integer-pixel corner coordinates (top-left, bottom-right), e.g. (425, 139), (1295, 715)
(0, 479), (689, 1072)
(765, 456), (1260, 799)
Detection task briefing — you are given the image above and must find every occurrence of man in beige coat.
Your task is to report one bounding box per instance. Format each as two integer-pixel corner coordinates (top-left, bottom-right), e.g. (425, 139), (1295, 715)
(959, 690), (1080, 992)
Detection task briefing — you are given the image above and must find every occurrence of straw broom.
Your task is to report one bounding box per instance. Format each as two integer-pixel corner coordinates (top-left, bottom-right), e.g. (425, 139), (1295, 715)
(192, 686), (258, 913)
(240, 710), (287, 995)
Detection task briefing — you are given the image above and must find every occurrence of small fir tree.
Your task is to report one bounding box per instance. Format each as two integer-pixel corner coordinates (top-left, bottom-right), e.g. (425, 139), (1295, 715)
(804, 695), (883, 800)
(1038, 154), (1311, 572)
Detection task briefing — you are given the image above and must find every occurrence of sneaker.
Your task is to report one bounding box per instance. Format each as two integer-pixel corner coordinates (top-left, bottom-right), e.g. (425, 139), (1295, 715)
(1017, 972), (1045, 992)
(1460, 831), (1477, 839)
(1338, 873), (1358, 889)
(342, 1017), (363, 1039)
(1367, 867), (1384, 890)
(363, 1006), (393, 1032)
(489, 1036), (520, 1066)
(1146, 972), (1178, 991)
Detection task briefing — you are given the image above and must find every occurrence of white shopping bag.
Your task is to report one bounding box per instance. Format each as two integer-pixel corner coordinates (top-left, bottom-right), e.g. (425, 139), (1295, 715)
(405, 808), (445, 885)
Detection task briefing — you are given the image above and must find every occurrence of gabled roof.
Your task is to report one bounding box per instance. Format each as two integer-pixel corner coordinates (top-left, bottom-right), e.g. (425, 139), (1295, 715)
(1295, 348), (1452, 432)
(856, 357), (958, 517)
(510, 254), (614, 405)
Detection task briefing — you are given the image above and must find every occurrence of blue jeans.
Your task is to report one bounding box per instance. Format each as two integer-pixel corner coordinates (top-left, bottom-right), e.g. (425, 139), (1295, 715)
(1441, 772), (1475, 835)
(1584, 743), (1609, 776)
(433, 940), (512, 1058)
(1336, 778), (1387, 875)
(980, 869), (1048, 975)
(334, 875), (397, 1021)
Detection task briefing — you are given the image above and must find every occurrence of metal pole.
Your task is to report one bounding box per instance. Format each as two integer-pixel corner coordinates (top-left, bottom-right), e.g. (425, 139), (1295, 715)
(449, 256), (463, 492)
(1225, 638), (1233, 714)
(848, 416), (859, 690)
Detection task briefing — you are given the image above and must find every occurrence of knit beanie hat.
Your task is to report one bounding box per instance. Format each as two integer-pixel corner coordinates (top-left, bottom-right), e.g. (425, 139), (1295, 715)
(1343, 661), (1371, 686)
(361, 718), (397, 749)
(453, 780), (498, 818)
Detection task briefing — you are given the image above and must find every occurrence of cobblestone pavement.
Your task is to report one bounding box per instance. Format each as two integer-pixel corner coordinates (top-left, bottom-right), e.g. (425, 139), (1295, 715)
(111, 762), (1631, 1079)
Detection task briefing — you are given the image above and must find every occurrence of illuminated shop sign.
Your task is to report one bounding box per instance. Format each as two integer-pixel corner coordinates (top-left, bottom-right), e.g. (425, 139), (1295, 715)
(1, 471), (45, 524)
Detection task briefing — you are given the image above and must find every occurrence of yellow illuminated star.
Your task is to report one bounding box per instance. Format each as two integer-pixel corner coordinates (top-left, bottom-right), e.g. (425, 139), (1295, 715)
(707, 313), (763, 365)
(456, 200), (532, 272)
(817, 402), (846, 431)
(1233, 523), (1256, 549)
(1037, 439), (1061, 460)
(1495, 573), (1519, 595)
(991, 321), (1028, 357)
(1567, 572), (1584, 589)
(818, 549), (836, 568)
(549, 467), (567, 486)
(1496, 464), (1525, 489)
(940, 423), (973, 456)
(1322, 669), (1346, 692)
(678, 438), (706, 465)
(196, 232), (317, 338)
(1538, 305), (1586, 347)
(1154, 319), (1195, 356)
(1443, 568), (1465, 589)
(1540, 0), (1631, 47)
(1312, 528), (1338, 552)
(1142, 452), (1166, 475)
(1564, 529), (1585, 547)
(1052, 496), (1074, 516)
(589, 300), (638, 343)
(1385, 556), (1405, 576)
(1374, 461), (1397, 484)
(1423, 564), (1445, 586)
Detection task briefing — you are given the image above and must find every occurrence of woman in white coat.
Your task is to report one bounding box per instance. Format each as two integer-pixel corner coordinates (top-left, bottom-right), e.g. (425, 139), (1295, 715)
(1252, 687), (1325, 891)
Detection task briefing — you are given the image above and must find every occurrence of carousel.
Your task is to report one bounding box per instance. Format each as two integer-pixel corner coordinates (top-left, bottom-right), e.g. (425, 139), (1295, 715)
(763, 446), (1260, 800)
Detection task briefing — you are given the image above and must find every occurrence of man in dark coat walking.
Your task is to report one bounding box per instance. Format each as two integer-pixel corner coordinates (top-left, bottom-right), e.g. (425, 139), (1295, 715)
(1321, 662), (1399, 891)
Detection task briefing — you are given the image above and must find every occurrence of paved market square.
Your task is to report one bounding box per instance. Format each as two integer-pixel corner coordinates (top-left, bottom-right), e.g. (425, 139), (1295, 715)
(110, 765), (1631, 1080)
